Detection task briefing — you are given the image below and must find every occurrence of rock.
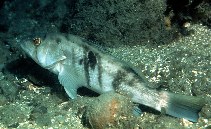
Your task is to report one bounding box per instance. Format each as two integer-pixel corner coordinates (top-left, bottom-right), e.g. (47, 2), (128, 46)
(0, 94), (7, 106)
(0, 76), (19, 101)
(85, 92), (135, 129)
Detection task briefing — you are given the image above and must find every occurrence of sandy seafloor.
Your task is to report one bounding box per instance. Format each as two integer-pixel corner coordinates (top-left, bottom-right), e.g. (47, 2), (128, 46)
(0, 0), (211, 129)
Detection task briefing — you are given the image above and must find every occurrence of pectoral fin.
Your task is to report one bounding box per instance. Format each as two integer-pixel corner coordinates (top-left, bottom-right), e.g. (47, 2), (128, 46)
(58, 65), (85, 99)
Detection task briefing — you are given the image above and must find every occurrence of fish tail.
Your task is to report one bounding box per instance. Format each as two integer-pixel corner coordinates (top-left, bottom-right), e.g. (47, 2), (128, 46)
(164, 92), (205, 122)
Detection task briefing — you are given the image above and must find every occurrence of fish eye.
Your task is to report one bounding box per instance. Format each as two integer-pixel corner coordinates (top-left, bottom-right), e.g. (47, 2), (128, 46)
(33, 37), (42, 46)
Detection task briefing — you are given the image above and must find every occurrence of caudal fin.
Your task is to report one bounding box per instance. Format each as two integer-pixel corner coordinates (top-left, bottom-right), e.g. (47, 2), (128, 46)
(165, 92), (205, 122)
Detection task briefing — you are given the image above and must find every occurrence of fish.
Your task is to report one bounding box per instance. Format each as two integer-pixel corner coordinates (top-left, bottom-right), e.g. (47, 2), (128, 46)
(20, 33), (205, 122)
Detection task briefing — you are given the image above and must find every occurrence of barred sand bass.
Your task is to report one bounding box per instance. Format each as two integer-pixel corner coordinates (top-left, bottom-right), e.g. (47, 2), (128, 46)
(20, 34), (204, 122)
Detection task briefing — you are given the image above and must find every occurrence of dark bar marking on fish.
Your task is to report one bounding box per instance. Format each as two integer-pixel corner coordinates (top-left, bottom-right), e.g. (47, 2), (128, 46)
(71, 48), (75, 67)
(79, 59), (84, 65)
(83, 47), (90, 87)
(97, 55), (103, 89)
(127, 77), (138, 87)
(87, 51), (97, 70)
(112, 70), (126, 91)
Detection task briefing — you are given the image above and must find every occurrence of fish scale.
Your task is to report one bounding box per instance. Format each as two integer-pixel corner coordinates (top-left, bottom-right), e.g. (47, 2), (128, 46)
(21, 33), (205, 122)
